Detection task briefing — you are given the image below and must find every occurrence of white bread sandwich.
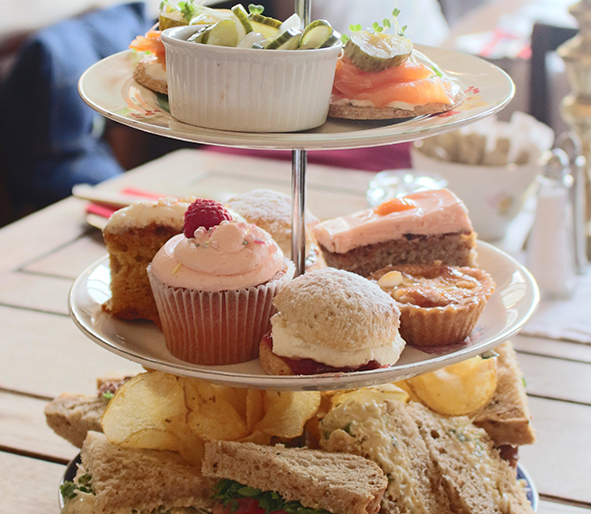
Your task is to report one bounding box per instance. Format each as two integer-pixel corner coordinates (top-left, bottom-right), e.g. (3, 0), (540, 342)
(259, 268), (405, 375)
(202, 440), (388, 514)
(225, 189), (326, 272)
(60, 431), (215, 514)
(320, 396), (533, 514)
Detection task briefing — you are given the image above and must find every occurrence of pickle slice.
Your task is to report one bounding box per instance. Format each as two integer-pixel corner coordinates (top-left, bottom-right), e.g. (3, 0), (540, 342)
(264, 28), (301, 50)
(159, 9), (188, 30)
(298, 19), (333, 50)
(231, 4), (254, 38)
(187, 25), (209, 43)
(320, 34), (340, 48)
(250, 20), (280, 39)
(201, 19), (239, 47)
(248, 13), (282, 29)
(344, 31), (413, 72)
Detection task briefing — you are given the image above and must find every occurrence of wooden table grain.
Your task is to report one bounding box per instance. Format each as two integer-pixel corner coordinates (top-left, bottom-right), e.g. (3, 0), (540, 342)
(1, 150), (589, 513)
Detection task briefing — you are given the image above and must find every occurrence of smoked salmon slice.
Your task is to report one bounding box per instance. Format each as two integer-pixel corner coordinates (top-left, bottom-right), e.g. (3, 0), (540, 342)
(129, 30), (166, 63)
(333, 56), (455, 107)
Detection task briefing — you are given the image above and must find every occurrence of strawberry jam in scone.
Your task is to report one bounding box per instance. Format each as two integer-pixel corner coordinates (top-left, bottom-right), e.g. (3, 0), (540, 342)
(148, 199), (294, 365)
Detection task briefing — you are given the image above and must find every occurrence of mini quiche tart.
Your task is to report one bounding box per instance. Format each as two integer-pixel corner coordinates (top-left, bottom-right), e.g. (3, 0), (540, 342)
(370, 263), (495, 346)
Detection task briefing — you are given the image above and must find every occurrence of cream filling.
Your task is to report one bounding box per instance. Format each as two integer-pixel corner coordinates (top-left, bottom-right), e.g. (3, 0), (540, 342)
(106, 198), (190, 232)
(143, 58), (168, 82)
(321, 400), (423, 513)
(332, 97), (420, 110)
(270, 316), (405, 368)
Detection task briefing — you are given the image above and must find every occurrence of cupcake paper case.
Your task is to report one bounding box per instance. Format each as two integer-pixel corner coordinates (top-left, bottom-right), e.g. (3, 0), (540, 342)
(148, 217), (294, 365)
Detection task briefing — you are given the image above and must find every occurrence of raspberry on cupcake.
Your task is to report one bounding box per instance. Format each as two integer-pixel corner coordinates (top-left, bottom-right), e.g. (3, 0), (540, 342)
(148, 199), (294, 365)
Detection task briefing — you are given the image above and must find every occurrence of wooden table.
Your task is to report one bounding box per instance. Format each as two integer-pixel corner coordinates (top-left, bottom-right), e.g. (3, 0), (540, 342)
(1, 149), (590, 513)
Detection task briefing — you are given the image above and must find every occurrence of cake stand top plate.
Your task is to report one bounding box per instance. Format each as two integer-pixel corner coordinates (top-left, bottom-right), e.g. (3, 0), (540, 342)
(78, 45), (514, 151)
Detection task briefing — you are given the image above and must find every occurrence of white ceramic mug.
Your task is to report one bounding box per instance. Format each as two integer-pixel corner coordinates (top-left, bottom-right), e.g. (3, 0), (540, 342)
(411, 146), (540, 241)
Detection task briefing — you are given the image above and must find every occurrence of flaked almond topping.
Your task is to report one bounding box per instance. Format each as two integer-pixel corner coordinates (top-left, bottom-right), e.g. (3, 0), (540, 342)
(456, 280), (477, 289)
(378, 270), (403, 289)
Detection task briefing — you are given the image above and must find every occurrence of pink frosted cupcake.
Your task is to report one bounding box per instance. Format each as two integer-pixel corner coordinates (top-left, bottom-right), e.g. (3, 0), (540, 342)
(147, 199), (294, 365)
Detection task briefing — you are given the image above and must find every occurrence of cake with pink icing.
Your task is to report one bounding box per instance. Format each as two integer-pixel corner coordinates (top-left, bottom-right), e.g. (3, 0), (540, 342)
(147, 199), (294, 365)
(312, 189), (476, 277)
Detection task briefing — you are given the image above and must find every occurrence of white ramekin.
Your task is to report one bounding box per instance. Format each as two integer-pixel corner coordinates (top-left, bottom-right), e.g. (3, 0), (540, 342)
(161, 25), (342, 133)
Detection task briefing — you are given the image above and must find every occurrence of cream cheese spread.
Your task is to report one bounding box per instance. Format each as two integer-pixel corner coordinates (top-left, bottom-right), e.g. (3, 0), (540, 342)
(332, 98), (419, 110)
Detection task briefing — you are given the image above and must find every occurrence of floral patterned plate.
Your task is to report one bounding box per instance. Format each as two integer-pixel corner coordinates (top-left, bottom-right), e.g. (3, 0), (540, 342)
(78, 46), (514, 150)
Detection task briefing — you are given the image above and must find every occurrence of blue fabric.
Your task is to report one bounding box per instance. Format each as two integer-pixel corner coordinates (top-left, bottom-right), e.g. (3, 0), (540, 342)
(1, 3), (152, 209)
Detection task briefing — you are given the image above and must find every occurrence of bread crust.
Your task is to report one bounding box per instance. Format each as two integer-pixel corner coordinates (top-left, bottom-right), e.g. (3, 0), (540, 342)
(44, 394), (106, 448)
(80, 432), (214, 514)
(473, 341), (536, 446)
(329, 86), (465, 120)
(202, 440), (387, 514)
(322, 399), (455, 514)
(133, 59), (168, 95)
(407, 402), (534, 514)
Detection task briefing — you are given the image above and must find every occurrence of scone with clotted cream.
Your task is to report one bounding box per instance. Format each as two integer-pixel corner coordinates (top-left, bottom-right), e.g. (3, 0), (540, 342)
(259, 268), (405, 375)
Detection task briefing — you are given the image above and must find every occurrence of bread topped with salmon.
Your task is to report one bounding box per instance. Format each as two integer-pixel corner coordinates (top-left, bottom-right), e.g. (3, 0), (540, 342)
(329, 16), (464, 120)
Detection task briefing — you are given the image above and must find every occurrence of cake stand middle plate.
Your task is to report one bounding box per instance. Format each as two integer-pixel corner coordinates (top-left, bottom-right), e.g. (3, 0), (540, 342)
(68, 242), (538, 391)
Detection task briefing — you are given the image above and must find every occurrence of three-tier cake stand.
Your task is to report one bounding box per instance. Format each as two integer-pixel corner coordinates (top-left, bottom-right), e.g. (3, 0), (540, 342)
(61, 0), (540, 509)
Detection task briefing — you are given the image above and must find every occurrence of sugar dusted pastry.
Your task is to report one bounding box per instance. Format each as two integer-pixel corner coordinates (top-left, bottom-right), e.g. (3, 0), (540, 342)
(313, 189), (477, 277)
(259, 268), (405, 375)
(371, 263), (495, 346)
(226, 189), (326, 272)
(148, 199), (294, 365)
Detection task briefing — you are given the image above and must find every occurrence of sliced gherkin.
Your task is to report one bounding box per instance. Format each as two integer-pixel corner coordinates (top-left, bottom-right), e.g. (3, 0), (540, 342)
(344, 31), (413, 72)
(298, 19), (333, 50)
(187, 25), (209, 43)
(264, 28), (301, 50)
(250, 20), (280, 39)
(201, 19), (239, 47)
(320, 34), (340, 49)
(159, 10), (188, 30)
(231, 4), (254, 36)
(248, 13), (282, 29)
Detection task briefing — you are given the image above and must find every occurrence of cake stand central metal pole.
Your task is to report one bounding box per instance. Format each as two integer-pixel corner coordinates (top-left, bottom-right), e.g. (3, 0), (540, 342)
(291, 0), (311, 277)
(295, 0), (311, 27)
(291, 149), (307, 276)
